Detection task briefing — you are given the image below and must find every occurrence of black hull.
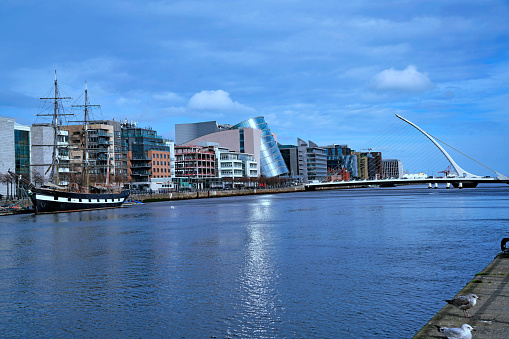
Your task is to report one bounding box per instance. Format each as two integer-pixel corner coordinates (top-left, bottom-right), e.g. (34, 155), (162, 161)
(452, 181), (479, 188)
(30, 188), (130, 213)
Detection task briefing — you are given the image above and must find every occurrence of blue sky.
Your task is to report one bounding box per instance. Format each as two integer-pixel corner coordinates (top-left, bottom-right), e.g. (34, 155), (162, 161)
(1, 0), (508, 175)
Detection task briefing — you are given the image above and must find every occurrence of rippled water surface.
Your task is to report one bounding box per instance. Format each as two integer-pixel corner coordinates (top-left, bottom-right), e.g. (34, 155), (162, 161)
(1, 185), (508, 338)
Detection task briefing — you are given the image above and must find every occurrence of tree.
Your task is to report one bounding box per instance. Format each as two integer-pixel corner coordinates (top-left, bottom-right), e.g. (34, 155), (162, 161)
(0, 173), (7, 200)
(96, 174), (106, 185)
(114, 174), (124, 186)
(0, 173), (13, 200)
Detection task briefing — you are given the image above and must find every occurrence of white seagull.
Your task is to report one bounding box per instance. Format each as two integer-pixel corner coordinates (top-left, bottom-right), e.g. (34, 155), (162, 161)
(435, 324), (475, 339)
(445, 294), (480, 317)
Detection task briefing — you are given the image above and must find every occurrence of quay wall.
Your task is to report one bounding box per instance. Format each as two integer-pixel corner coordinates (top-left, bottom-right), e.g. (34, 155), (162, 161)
(131, 186), (306, 202)
(413, 251), (509, 338)
(130, 183), (362, 203)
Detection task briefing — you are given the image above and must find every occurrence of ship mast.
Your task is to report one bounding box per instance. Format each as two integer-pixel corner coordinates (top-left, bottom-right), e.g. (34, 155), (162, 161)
(38, 70), (72, 185)
(72, 82), (100, 191)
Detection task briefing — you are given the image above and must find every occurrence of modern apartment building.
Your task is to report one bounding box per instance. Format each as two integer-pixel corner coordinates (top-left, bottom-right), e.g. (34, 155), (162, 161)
(64, 123), (115, 184)
(146, 141), (176, 193)
(353, 151), (369, 179)
(367, 152), (383, 180)
(382, 159), (403, 179)
(239, 153), (258, 178)
(148, 149), (172, 179)
(174, 145), (216, 177)
(90, 119), (127, 182)
(121, 121), (171, 188)
(303, 139), (327, 182)
(279, 139), (327, 183)
(216, 146), (258, 187)
(353, 151), (383, 180)
(174, 144), (221, 190)
(323, 144), (358, 178)
(278, 144), (301, 182)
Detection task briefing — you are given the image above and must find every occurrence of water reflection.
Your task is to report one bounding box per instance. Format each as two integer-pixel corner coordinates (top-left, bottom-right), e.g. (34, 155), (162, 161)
(233, 196), (282, 337)
(250, 196), (275, 222)
(237, 223), (279, 336)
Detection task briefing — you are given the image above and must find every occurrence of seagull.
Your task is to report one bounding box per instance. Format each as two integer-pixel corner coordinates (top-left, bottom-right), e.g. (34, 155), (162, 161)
(445, 294), (480, 317)
(435, 324), (475, 339)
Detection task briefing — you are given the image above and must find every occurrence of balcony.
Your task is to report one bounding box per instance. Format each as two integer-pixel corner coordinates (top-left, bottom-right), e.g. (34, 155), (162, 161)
(131, 163), (152, 168)
(131, 170), (151, 175)
(89, 131), (113, 137)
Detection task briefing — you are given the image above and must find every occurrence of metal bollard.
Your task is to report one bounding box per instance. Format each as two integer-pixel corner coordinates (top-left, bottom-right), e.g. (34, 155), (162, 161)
(501, 238), (509, 252)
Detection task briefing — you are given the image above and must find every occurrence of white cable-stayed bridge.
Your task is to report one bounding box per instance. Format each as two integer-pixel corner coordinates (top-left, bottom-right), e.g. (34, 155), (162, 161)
(305, 114), (509, 190)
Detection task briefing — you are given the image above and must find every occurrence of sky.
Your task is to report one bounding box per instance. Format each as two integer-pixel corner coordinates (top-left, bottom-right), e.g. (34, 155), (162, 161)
(1, 0), (508, 176)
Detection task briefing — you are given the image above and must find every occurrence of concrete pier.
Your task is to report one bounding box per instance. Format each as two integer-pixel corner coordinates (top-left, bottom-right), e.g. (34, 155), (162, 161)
(414, 252), (509, 338)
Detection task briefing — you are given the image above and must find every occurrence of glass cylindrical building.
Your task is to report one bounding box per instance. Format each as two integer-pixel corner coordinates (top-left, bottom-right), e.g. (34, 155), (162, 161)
(232, 117), (288, 177)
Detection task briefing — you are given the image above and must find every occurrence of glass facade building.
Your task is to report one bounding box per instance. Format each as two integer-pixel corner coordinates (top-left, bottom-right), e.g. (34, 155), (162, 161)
(15, 128), (30, 178)
(121, 122), (170, 183)
(232, 117), (288, 177)
(324, 144), (358, 178)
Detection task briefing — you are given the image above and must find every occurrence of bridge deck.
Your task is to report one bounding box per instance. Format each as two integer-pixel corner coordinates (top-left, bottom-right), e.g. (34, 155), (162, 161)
(305, 177), (509, 190)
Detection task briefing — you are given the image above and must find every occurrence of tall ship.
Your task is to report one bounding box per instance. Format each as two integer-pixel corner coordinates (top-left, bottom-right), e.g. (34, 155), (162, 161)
(13, 72), (130, 213)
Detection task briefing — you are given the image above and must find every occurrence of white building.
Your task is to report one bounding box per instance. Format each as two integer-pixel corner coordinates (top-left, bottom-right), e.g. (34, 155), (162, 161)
(31, 124), (69, 186)
(403, 172), (428, 179)
(382, 159), (403, 179)
(216, 147), (258, 181)
(0, 117), (31, 197)
(0, 117), (17, 197)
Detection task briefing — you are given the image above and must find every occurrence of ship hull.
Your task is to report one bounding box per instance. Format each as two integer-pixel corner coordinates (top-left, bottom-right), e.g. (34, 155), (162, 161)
(30, 188), (130, 213)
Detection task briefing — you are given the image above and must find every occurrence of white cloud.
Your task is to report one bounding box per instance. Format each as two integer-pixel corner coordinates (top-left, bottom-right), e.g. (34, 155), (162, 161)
(187, 89), (255, 112)
(372, 65), (434, 93)
(152, 91), (183, 102)
(115, 96), (141, 106)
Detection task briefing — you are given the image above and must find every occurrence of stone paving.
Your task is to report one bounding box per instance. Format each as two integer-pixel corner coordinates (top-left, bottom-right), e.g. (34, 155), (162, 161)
(414, 253), (509, 338)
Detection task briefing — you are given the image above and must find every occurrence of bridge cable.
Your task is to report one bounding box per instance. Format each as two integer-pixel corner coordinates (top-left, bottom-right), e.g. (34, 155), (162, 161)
(427, 133), (497, 173)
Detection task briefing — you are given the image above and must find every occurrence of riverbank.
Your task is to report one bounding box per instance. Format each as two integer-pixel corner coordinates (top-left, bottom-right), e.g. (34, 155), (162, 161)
(1, 184), (364, 215)
(130, 183), (367, 202)
(130, 185), (307, 202)
(413, 251), (509, 338)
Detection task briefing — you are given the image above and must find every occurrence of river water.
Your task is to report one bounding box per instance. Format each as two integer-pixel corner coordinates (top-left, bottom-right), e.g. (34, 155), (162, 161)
(1, 185), (508, 338)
